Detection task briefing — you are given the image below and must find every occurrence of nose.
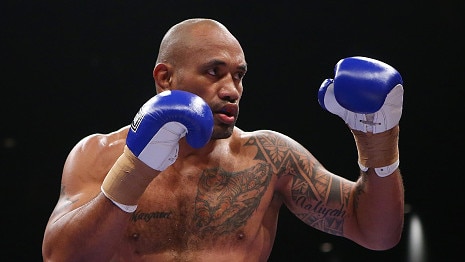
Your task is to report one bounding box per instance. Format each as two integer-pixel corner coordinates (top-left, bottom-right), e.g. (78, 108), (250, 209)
(218, 74), (241, 103)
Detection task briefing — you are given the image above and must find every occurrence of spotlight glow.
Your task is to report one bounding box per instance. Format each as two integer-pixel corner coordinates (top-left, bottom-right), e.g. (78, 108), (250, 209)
(407, 213), (427, 262)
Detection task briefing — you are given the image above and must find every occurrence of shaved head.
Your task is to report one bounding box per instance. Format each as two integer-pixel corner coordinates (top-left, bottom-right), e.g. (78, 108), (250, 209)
(156, 18), (243, 66)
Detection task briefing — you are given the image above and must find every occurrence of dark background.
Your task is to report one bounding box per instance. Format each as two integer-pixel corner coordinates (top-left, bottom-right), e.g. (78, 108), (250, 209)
(2, 1), (464, 261)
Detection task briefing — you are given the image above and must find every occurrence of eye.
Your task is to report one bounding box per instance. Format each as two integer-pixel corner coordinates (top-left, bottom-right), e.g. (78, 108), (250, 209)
(207, 68), (217, 76)
(234, 71), (246, 80)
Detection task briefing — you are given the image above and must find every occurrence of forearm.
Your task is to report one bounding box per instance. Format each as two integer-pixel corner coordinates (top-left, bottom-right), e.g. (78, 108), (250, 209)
(42, 193), (131, 262)
(352, 168), (404, 250)
(317, 56), (405, 249)
(350, 125), (404, 249)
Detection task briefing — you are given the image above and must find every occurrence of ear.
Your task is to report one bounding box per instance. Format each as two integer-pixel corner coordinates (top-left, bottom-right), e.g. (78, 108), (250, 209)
(153, 63), (172, 93)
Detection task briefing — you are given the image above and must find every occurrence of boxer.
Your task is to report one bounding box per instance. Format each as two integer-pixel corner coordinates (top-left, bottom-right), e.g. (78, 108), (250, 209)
(42, 18), (404, 262)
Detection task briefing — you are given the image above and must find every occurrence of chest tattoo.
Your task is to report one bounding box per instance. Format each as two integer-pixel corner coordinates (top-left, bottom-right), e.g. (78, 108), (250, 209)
(194, 163), (271, 237)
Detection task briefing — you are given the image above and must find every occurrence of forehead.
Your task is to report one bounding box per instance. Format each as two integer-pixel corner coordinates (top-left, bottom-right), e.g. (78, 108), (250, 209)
(182, 25), (246, 66)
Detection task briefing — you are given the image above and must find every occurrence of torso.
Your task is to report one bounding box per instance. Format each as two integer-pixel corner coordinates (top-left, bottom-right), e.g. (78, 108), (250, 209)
(104, 127), (285, 261)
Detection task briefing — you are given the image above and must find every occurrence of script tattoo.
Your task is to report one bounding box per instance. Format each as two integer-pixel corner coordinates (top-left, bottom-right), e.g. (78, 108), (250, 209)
(130, 210), (172, 222)
(194, 163), (271, 237)
(290, 171), (350, 236)
(245, 132), (350, 236)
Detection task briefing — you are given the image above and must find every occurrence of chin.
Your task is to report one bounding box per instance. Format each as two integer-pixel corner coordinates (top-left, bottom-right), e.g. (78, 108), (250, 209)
(211, 125), (234, 139)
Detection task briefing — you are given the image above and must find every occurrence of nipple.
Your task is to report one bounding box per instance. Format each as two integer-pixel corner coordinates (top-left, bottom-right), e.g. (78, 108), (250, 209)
(237, 232), (245, 240)
(131, 233), (140, 240)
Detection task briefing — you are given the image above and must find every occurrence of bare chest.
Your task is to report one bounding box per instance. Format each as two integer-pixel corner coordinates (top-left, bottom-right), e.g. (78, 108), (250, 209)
(123, 161), (275, 255)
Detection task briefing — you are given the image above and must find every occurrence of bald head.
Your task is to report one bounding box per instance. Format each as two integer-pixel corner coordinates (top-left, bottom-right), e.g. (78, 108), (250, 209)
(156, 18), (243, 65)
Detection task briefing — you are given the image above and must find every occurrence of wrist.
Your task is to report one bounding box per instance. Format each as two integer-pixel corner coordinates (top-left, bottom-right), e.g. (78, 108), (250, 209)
(353, 125), (400, 174)
(358, 159), (399, 177)
(101, 146), (158, 210)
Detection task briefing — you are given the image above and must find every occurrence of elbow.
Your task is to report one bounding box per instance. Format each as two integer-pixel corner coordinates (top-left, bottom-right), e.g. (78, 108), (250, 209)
(353, 219), (404, 251)
(362, 225), (404, 251)
(366, 233), (402, 251)
(42, 233), (53, 262)
(42, 243), (54, 262)
(42, 245), (75, 262)
(42, 240), (62, 262)
(42, 230), (69, 262)
(356, 211), (405, 251)
(42, 239), (85, 262)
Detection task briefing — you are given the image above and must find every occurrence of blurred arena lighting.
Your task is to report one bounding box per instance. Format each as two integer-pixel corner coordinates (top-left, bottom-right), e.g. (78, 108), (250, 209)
(407, 212), (427, 262)
(3, 137), (16, 149)
(319, 242), (334, 253)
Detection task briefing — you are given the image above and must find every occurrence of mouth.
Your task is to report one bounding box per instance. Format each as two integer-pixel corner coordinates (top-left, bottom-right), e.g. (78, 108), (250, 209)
(216, 104), (238, 125)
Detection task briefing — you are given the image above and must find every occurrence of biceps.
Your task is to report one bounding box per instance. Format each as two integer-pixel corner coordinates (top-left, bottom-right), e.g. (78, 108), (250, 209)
(280, 166), (356, 235)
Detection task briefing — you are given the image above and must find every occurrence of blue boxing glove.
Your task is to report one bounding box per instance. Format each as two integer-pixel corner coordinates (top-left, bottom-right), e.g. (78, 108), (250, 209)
(101, 90), (213, 212)
(318, 57), (403, 177)
(318, 56), (403, 133)
(127, 90), (214, 171)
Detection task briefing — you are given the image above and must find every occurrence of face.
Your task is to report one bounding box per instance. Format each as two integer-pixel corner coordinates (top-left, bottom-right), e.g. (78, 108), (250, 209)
(166, 30), (247, 140)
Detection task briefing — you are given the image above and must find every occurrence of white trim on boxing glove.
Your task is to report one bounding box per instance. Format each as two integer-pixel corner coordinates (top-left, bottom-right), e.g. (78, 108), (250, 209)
(358, 159), (400, 177)
(138, 122), (187, 171)
(322, 82), (403, 134)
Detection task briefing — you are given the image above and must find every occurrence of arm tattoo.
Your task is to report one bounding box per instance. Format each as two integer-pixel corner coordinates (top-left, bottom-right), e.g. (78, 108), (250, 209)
(244, 132), (351, 236)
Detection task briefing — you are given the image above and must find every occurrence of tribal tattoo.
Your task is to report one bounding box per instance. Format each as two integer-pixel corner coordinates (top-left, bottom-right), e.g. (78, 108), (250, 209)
(245, 132), (351, 236)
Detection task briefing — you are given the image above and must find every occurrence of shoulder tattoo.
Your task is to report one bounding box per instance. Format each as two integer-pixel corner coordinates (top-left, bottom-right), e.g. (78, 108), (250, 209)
(245, 132), (352, 236)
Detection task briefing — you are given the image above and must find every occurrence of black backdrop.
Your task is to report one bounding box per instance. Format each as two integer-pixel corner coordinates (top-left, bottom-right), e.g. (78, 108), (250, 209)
(2, 1), (464, 261)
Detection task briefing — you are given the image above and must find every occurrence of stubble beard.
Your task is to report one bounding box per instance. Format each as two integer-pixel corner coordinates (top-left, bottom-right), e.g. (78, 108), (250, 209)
(210, 124), (235, 140)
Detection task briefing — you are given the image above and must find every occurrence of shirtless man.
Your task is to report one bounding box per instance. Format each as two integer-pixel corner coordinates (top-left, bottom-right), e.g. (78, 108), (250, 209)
(42, 18), (404, 262)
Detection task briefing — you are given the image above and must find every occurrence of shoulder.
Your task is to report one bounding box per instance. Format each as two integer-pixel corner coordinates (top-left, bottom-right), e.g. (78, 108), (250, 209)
(234, 127), (315, 163)
(47, 126), (130, 222)
(236, 127), (321, 165)
(62, 126), (129, 183)
(237, 128), (301, 147)
(75, 126), (129, 153)
(71, 126), (128, 160)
